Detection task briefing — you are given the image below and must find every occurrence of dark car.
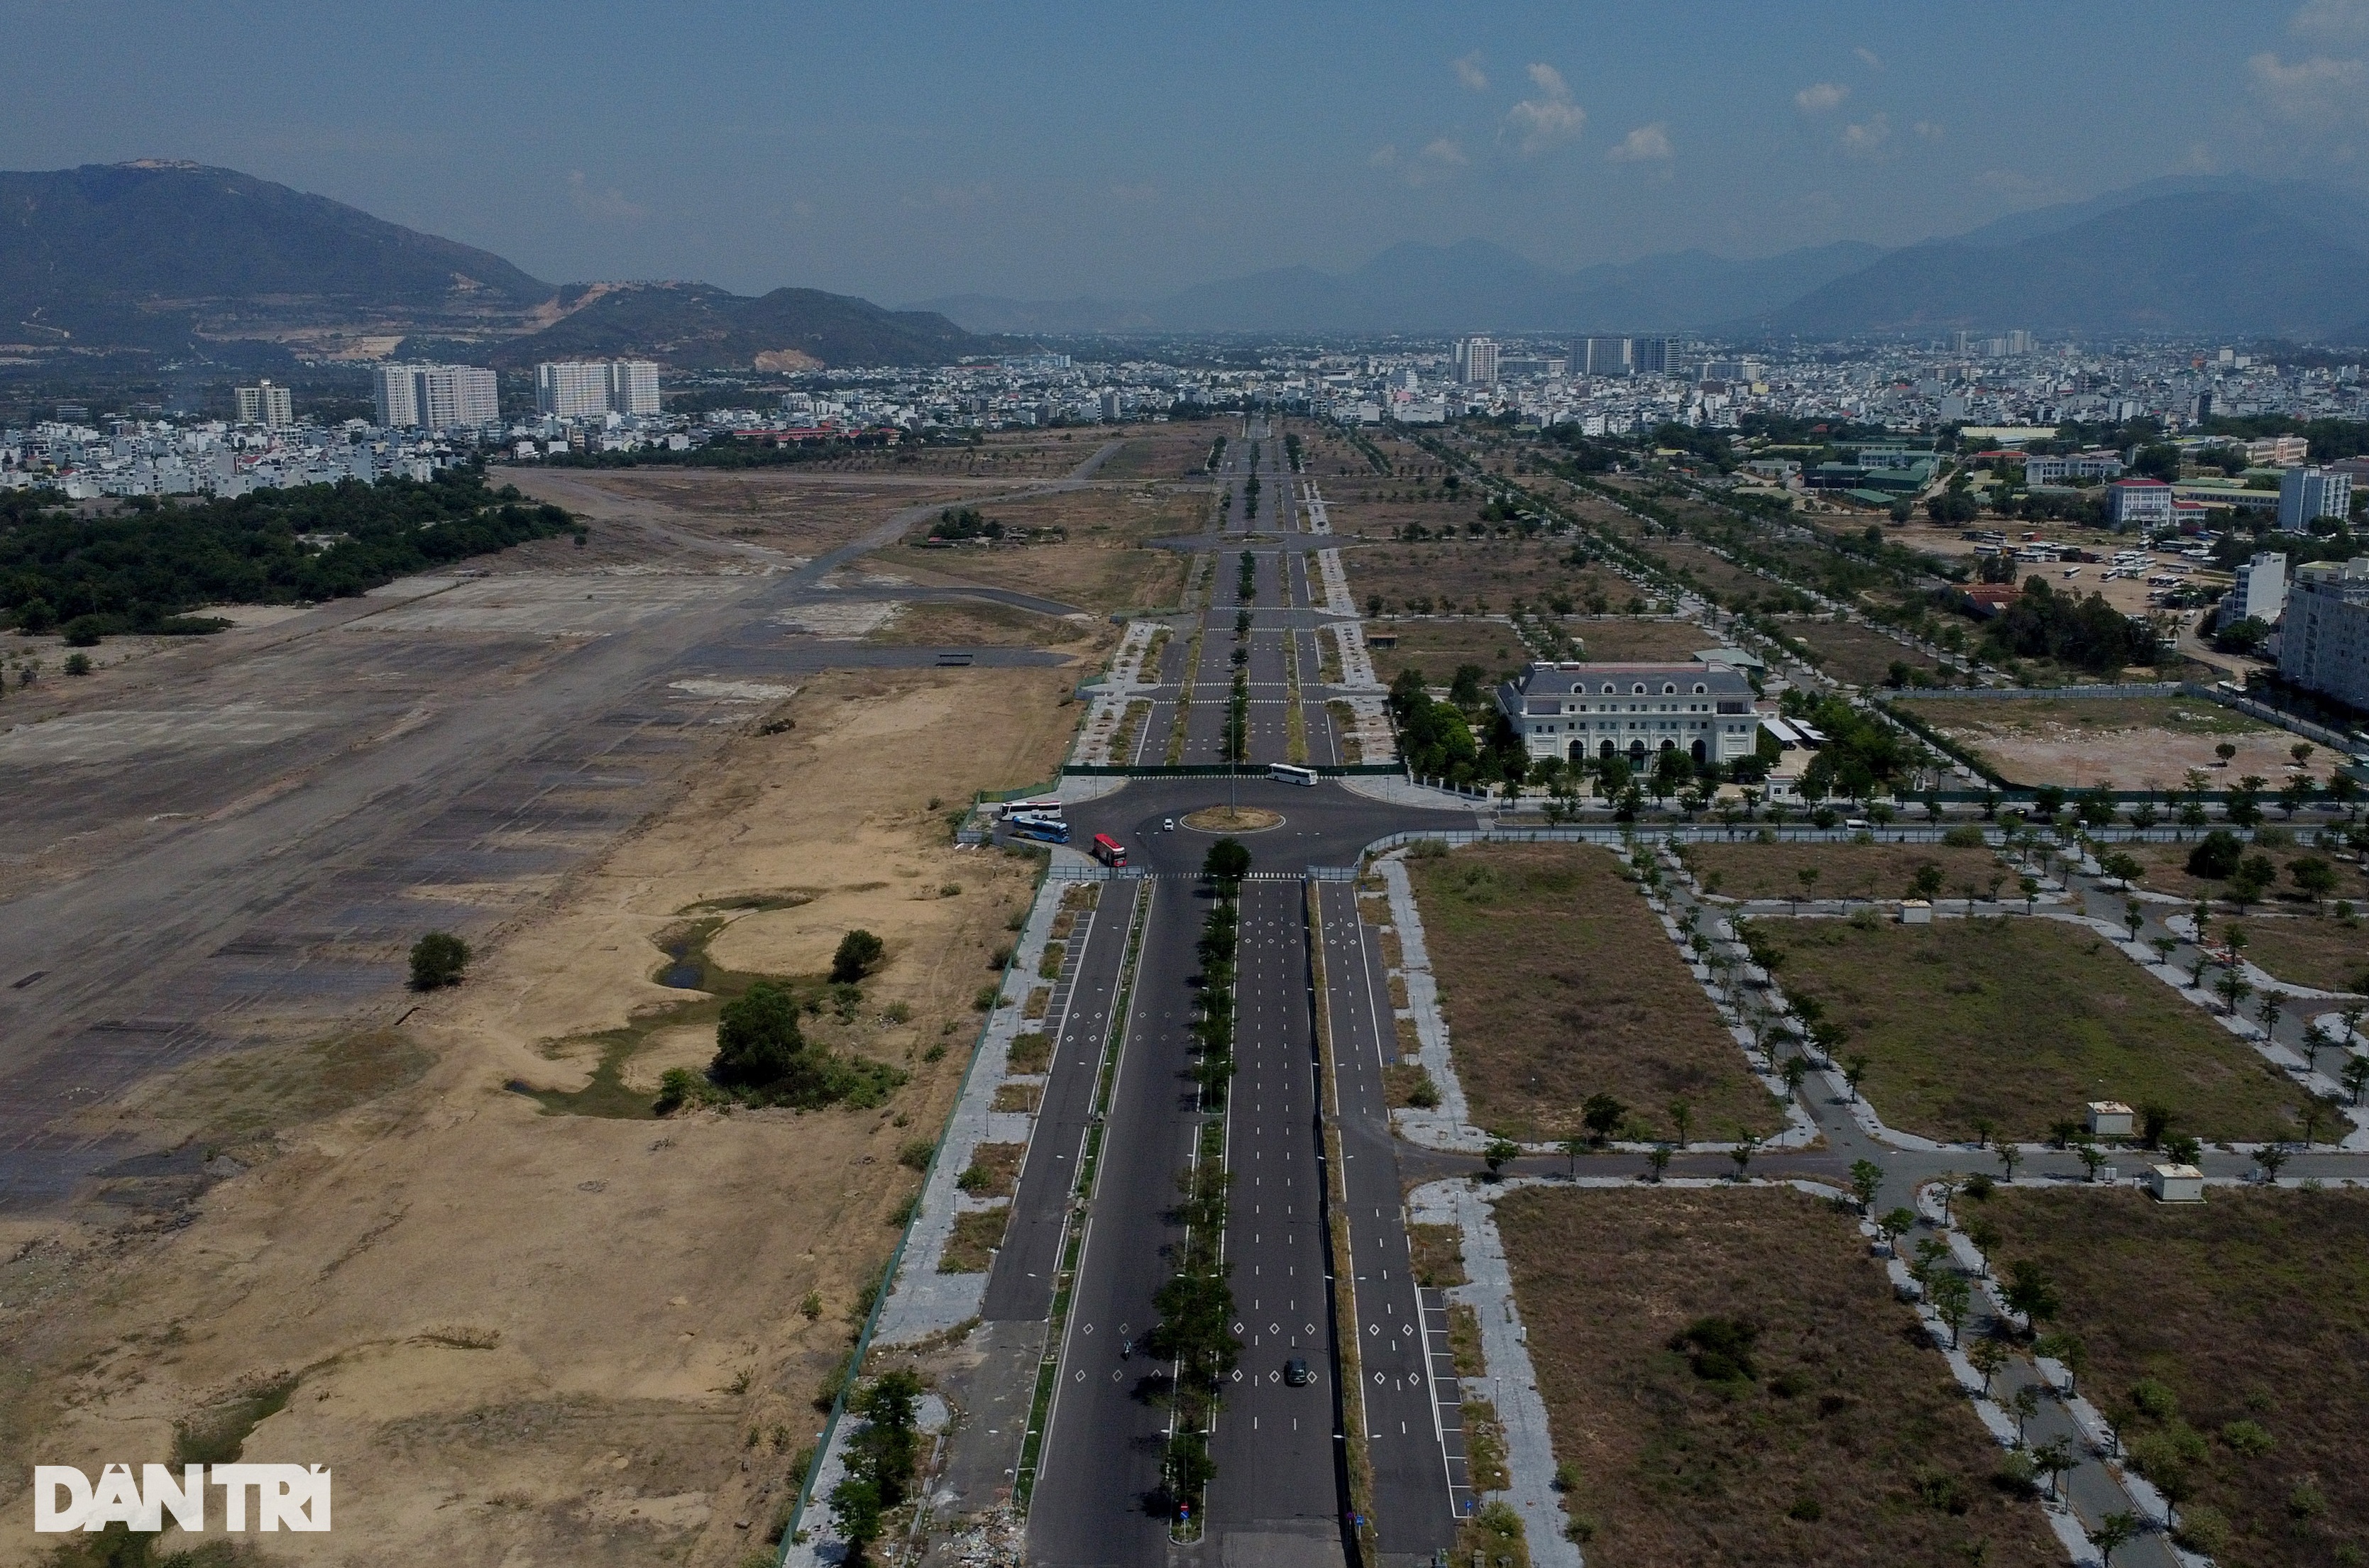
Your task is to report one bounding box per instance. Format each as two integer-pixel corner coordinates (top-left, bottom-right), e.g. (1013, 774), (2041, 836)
(1283, 1357), (1310, 1386)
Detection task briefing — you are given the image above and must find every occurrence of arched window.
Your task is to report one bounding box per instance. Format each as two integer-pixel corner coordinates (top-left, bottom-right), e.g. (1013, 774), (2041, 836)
(1632, 683), (1647, 695)
(1693, 683), (1707, 694)
(1601, 683), (1615, 694)
(1662, 683), (1677, 695)
(1571, 683), (1584, 694)
(1691, 738), (1708, 764)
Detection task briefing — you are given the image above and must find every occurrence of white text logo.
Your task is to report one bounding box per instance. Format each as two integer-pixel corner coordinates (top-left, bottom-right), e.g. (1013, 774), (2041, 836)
(33, 1464), (331, 1532)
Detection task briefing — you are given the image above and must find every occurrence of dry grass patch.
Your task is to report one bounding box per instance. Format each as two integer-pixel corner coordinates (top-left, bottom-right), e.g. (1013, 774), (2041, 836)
(1410, 843), (1779, 1142)
(1891, 695), (2324, 790)
(991, 1081), (1042, 1113)
(1497, 1186), (2061, 1568)
(1341, 539), (1629, 617)
(1364, 619), (1530, 687)
(872, 485), (1197, 614)
(2127, 839), (2369, 916)
(1982, 1187), (2369, 1568)
(1405, 1222), (1466, 1288)
(1769, 615), (1950, 688)
(1686, 841), (2003, 903)
(1006, 1031), (1051, 1074)
(1762, 915), (2311, 1144)
(958, 1141), (1026, 1199)
(1571, 617), (1717, 661)
(2225, 912), (2369, 994)
(939, 1208), (1010, 1273)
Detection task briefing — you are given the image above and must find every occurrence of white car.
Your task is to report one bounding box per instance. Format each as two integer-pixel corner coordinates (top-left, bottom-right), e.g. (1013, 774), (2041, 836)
(1162, 817), (1175, 832)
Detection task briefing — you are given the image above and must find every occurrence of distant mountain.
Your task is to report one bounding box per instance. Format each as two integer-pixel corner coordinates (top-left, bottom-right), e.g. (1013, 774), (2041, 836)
(0, 161), (549, 352)
(483, 282), (995, 370)
(920, 238), (1889, 336)
(1749, 186), (2369, 340)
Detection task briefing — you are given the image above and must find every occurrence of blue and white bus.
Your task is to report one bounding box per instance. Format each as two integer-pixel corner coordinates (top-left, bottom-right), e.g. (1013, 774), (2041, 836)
(1268, 763), (1317, 786)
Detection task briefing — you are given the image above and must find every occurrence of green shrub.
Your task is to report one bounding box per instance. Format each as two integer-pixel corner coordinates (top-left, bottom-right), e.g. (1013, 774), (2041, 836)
(2219, 1418), (2273, 1457)
(1942, 824), (1987, 848)
(408, 931), (470, 990)
(897, 1138), (936, 1171)
(832, 929), (885, 983)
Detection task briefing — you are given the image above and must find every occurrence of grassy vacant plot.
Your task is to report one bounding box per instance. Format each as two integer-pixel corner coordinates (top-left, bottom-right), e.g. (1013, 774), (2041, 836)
(1366, 618), (1532, 686)
(2128, 839), (2369, 915)
(1341, 538), (1630, 617)
(1983, 1188), (2369, 1568)
(1497, 1186), (2060, 1568)
(1686, 841), (2004, 903)
(1410, 843), (1780, 1142)
(1762, 915), (2310, 1143)
(1636, 538), (1772, 604)
(2225, 913), (2369, 994)
(1096, 423), (1235, 481)
(1891, 695), (2325, 790)
(1570, 616), (1717, 662)
(1770, 615), (1951, 689)
(939, 1208), (1009, 1272)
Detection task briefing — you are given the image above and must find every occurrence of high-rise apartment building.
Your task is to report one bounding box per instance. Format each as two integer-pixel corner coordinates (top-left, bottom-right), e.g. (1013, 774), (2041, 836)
(2278, 556), (2369, 710)
(1453, 336), (1499, 387)
(2278, 465), (2351, 530)
(2220, 551), (2287, 630)
(235, 381), (293, 428)
(1577, 336), (1632, 376)
(373, 363), (500, 429)
(535, 359), (662, 419)
(1632, 337), (1674, 375)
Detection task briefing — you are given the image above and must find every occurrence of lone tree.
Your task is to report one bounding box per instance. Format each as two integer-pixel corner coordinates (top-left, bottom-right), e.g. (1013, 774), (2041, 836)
(832, 929), (886, 984)
(409, 932), (471, 990)
(1202, 837), (1252, 890)
(1581, 1092), (1627, 1146)
(1849, 1157), (1884, 1213)
(1483, 1137), (1520, 1179)
(712, 981), (809, 1093)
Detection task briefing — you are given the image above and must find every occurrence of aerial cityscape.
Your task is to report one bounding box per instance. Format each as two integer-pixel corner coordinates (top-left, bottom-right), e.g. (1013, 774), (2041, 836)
(5, 6), (2369, 1568)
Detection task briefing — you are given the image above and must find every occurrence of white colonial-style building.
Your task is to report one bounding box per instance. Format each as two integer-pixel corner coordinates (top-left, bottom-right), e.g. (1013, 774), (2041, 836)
(1497, 660), (1764, 767)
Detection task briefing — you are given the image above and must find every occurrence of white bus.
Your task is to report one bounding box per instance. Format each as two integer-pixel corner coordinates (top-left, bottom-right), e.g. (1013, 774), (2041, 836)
(1268, 763), (1317, 786)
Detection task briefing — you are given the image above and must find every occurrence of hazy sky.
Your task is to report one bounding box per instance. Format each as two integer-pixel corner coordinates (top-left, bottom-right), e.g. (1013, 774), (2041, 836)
(6, 1), (2368, 304)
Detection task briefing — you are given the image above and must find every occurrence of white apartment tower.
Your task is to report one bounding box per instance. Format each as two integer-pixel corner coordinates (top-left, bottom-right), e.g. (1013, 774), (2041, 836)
(374, 363), (499, 429)
(535, 359), (661, 418)
(2278, 557), (2369, 710)
(234, 381), (293, 428)
(1454, 336), (1500, 387)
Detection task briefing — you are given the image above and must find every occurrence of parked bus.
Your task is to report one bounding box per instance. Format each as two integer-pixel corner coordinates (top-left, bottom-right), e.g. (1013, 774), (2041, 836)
(1268, 762), (1317, 786)
(1092, 833), (1127, 868)
(997, 798), (1064, 819)
(1006, 821), (1070, 846)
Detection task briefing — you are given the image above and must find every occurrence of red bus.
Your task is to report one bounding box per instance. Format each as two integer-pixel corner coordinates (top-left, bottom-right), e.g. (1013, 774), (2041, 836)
(1092, 834), (1127, 868)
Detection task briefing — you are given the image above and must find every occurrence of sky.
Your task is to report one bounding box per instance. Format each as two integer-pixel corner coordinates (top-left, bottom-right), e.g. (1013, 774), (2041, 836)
(6, 1), (2369, 306)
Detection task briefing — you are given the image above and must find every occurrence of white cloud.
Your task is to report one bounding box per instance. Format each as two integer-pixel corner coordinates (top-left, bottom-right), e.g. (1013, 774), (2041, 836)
(1914, 119), (1945, 140)
(2249, 50), (2369, 126)
(1407, 138), (1469, 184)
(1368, 144), (1400, 168)
(1504, 62), (1585, 155)
(566, 170), (646, 222)
(1854, 46), (1884, 70)
(1840, 113), (1893, 158)
(1453, 51), (1488, 92)
(1606, 122), (1673, 162)
(1794, 81), (1848, 111)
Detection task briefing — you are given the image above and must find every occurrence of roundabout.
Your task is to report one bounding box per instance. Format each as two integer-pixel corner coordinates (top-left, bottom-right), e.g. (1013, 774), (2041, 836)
(1179, 805), (1285, 833)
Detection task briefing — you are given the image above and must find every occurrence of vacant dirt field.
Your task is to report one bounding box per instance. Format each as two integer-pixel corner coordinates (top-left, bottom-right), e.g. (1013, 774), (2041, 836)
(1769, 615), (1951, 689)
(1982, 1188), (2369, 1568)
(1367, 619), (1533, 687)
(869, 599), (1092, 648)
(1570, 617), (1717, 662)
(1341, 539), (1632, 619)
(871, 484), (1196, 614)
(1686, 841), (2004, 903)
(1409, 843), (1781, 1143)
(1096, 423), (1231, 482)
(1761, 915), (2310, 1144)
(1891, 695), (2329, 790)
(510, 465), (968, 561)
(0, 665), (1075, 1568)
(1497, 1186), (2061, 1568)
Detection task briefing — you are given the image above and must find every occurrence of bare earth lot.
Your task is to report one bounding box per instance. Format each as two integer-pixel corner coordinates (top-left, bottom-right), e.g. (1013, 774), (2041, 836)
(1760, 915), (2309, 1144)
(1366, 619), (1532, 687)
(0, 666), (1072, 1568)
(1982, 1188), (2369, 1568)
(1688, 841), (2005, 903)
(1770, 615), (1950, 688)
(1410, 843), (1780, 1142)
(1891, 695), (2329, 790)
(1497, 1186), (2060, 1568)
(1571, 617), (1718, 662)
(871, 484), (1196, 615)
(1341, 539), (1630, 618)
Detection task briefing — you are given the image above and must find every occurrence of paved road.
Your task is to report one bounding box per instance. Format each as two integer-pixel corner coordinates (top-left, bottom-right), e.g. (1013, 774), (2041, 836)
(1205, 879), (1349, 1564)
(984, 879), (1143, 1322)
(1316, 880), (1462, 1564)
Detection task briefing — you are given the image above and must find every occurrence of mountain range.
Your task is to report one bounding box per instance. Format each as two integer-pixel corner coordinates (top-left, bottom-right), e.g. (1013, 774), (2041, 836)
(923, 174), (2369, 344)
(0, 162), (997, 369)
(10, 161), (2369, 366)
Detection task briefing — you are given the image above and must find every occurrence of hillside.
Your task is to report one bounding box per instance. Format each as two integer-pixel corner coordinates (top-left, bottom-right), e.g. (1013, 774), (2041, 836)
(1749, 186), (2369, 340)
(0, 161), (550, 352)
(487, 282), (996, 370)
